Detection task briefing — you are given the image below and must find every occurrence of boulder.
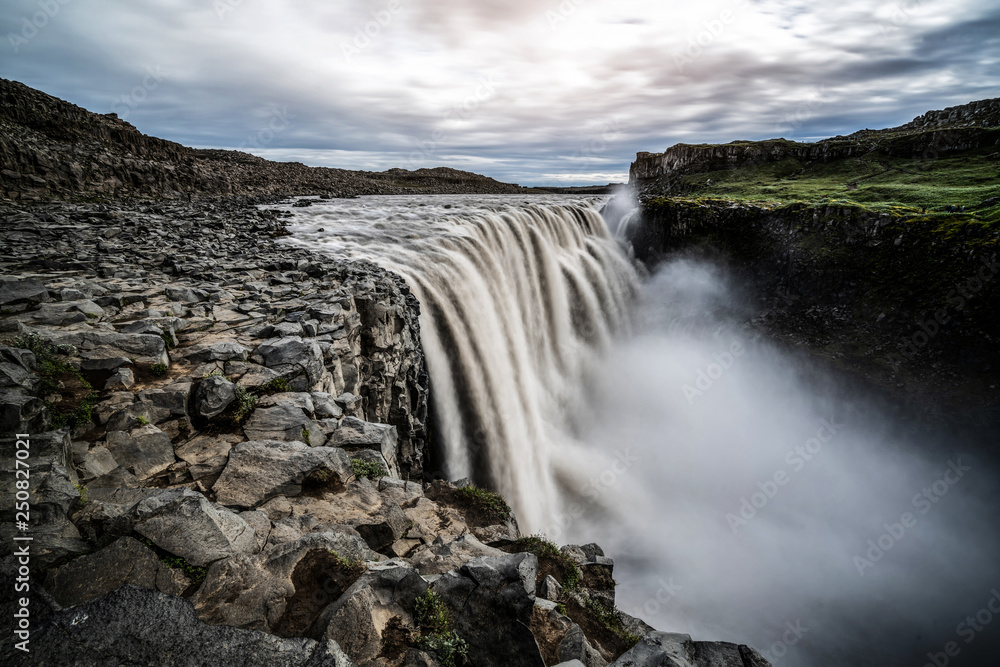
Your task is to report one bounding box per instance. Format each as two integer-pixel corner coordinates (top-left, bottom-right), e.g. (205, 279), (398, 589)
(132, 488), (257, 566)
(42, 536), (187, 607)
(213, 440), (352, 508)
(105, 425), (175, 479)
(193, 530), (379, 635)
(608, 632), (772, 667)
(430, 553), (544, 667)
(255, 336), (326, 390)
(325, 417), (399, 478)
(194, 375), (236, 418)
(0, 278), (50, 306)
(0, 578), (356, 667)
(0, 389), (49, 434)
(313, 560), (429, 665)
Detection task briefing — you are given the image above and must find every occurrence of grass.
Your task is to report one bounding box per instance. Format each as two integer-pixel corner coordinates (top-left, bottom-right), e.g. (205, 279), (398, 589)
(138, 536), (208, 586)
(583, 596), (642, 648)
(351, 458), (388, 480)
(11, 333), (99, 430)
(670, 147), (1000, 218)
(508, 535), (581, 591)
(453, 485), (513, 524)
(414, 590), (468, 667)
(263, 378), (290, 393)
(232, 384), (257, 423)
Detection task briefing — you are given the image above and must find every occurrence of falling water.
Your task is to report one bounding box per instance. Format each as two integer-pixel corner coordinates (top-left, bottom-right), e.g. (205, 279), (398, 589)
(282, 195), (639, 531)
(283, 194), (1000, 666)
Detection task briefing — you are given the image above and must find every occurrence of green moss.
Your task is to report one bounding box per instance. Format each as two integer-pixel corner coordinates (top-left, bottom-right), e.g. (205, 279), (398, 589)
(150, 362), (169, 377)
(74, 483), (88, 508)
(232, 384), (257, 423)
(263, 378), (290, 392)
(351, 458), (388, 479)
(584, 596), (642, 648)
(136, 415), (150, 426)
(301, 427), (311, 446)
(454, 484), (513, 524)
(137, 537), (208, 586)
(414, 590), (468, 667)
(509, 535), (581, 590)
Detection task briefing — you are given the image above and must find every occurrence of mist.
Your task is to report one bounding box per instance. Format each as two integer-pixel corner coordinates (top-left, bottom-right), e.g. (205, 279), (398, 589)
(559, 257), (1000, 666)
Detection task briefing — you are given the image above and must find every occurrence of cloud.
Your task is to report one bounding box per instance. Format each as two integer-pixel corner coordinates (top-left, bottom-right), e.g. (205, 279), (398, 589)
(2, 0), (998, 185)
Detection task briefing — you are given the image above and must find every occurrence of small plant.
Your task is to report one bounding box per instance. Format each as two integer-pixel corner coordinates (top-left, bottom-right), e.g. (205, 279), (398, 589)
(136, 416), (150, 426)
(150, 363), (168, 377)
(351, 458), (388, 480)
(509, 535), (581, 591)
(11, 332), (56, 361)
(264, 378), (290, 392)
(74, 483), (88, 508)
(454, 484), (513, 524)
(232, 383), (257, 423)
(583, 596), (642, 648)
(301, 427), (311, 446)
(415, 590), (467, 667)
(137, 537), (208, 586)
(203, 369), (224, 378)
(555, 602), (567, 615)
(327, 549), (366, 577)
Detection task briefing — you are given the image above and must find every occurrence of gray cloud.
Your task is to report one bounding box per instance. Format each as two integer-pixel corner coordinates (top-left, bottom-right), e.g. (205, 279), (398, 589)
(2, 0), (998, 185)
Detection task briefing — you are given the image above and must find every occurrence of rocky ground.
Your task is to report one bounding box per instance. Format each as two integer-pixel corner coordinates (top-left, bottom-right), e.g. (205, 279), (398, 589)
(0, 197), (770, 666)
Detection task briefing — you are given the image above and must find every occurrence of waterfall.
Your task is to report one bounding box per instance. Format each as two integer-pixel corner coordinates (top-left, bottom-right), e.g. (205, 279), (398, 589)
(283, 195), (639, 531)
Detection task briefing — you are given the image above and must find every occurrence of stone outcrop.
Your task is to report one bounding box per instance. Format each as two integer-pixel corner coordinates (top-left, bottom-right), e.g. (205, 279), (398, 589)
(0, 78), (530, 201)
(629, 98), (1000, 193)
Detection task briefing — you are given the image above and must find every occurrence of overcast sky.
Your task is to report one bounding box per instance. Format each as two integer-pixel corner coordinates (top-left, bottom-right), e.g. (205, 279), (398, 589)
(3, 0), (999, 185)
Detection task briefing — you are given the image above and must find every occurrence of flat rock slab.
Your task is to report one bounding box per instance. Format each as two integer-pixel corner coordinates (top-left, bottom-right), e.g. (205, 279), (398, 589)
(133, 488), (257, 567)
(214, 440), (351, 508)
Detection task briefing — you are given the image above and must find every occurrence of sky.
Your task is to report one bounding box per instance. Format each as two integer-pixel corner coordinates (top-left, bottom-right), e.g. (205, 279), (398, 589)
(2, 0), (999, 186)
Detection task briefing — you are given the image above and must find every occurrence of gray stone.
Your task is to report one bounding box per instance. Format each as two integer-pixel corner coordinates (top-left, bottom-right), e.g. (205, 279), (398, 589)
(105, 425), (175, 479)
(80, 445), (119, 480)
(194, 375), (236, 418)
(138, 381), (192, 417)
(42, 536), (167, 607)
(255, 336), (326, 390)
(179, 341), (250, 363)
(165, 285), (210, 303)
(430, 553), (543, 667)
(354, 502), (411, 553)
(133, 488), (257, 566)
(214, 440), (352, 508)
(0, 278), (50, 306)
(193, 530), (380, 635)
(325, 417), (399, 478)
(608, 632), (773, 667)
(0, 389), (49, 434)
(311, 391), (343, 419)
(243, 402), (318, 442)
(0, 578), (355, 667)
(314, 560), (429, 664)
(104, 366), (135, 390)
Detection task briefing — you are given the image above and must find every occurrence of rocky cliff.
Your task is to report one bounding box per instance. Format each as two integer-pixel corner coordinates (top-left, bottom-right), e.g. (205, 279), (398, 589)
(626, 197), (1000, 427)
(0, 78), (527, 200)
(0, 196), (771, 666)
(629, 98), (1000, 193)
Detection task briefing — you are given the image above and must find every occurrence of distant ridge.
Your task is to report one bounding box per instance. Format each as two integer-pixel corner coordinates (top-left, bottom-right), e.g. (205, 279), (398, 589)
(0, 78), (528, 200)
